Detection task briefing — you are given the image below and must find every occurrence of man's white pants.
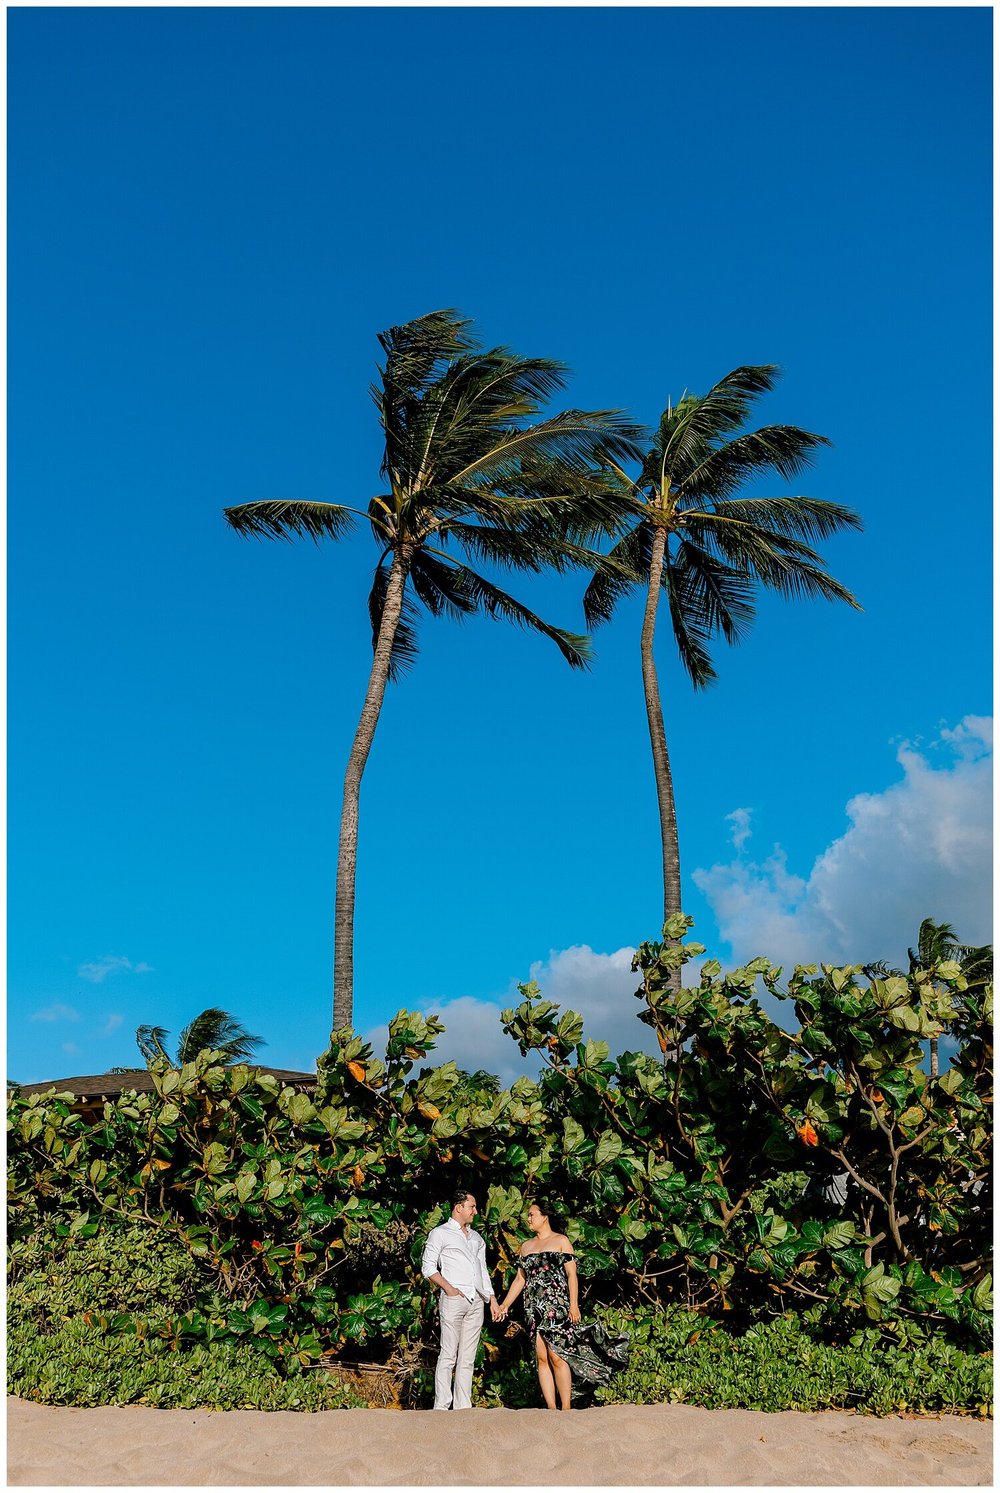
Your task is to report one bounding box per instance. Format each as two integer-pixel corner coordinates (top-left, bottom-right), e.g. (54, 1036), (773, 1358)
(434, 1294), (484, 1410)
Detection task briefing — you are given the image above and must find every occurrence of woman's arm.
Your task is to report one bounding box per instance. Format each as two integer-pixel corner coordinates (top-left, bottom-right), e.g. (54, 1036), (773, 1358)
(498, 1266), (526, 1315)
(563, 1248), (581, 1322)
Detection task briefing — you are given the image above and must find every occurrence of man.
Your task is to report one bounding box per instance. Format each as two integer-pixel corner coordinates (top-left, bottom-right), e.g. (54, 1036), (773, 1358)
(421, 1188), (503, 1410)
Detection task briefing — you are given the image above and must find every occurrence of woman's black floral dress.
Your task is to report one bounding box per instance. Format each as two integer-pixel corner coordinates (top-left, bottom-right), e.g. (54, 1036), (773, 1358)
(520, 1251), (629, 1388)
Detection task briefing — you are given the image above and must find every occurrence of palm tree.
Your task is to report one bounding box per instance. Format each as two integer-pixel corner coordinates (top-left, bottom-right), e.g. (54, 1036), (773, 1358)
(133, 1007), (265, 1067)
(867, 918), (993, 1077)
(224, 310), (644, 1032)
(583, 366), (862, 932)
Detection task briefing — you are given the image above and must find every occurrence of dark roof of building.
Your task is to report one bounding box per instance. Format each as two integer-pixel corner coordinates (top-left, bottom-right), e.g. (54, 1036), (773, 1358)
(10, 1066), (316, 1100)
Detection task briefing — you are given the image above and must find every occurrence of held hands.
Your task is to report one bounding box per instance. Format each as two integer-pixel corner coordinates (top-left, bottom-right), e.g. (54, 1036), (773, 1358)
(490, 1300), (507, 1322)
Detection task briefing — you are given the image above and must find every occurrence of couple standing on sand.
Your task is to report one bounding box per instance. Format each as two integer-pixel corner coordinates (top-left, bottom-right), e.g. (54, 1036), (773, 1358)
(421, 1188), (629, 1411)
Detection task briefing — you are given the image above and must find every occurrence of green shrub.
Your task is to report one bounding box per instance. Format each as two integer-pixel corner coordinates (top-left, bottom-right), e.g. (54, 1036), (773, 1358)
(7, 1316), (365, 1410)
(9, 1220), (203, 1325)
(590, 1307), (992, 1417)
(8, 916), (992, 1396)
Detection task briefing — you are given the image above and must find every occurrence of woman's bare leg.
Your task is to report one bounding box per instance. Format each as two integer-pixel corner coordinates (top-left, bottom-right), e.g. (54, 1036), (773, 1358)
(548, 1346), (573, 1410)
(535, 1335), (557, 1410)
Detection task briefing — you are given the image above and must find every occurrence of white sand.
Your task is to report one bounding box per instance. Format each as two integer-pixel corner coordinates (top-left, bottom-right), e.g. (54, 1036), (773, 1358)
(6, 1396), (992, 1486)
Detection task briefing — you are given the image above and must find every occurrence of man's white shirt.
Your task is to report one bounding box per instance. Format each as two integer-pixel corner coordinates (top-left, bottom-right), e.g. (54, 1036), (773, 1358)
(421, 1218), (496, 1302)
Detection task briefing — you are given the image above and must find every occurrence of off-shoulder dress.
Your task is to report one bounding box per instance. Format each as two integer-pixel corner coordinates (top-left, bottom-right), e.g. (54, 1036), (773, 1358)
(520, 1250), (629, 1388)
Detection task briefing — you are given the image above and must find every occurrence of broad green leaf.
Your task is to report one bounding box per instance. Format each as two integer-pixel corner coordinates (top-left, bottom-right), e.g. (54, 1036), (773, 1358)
(594, 1131), (623, 1168)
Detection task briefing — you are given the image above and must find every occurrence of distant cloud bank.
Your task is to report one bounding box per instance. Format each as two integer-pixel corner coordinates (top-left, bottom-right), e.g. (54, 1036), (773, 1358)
(31, 1002), (80, 1024)
(77, 955), (153, 984)
(364, 944), (659, 1085)
(366, 716), (991, 1079)
(694, 715), (993, 973)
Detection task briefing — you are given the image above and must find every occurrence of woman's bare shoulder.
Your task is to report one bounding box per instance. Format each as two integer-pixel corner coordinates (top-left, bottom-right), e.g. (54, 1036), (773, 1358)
(555, 1235), (575, 1254)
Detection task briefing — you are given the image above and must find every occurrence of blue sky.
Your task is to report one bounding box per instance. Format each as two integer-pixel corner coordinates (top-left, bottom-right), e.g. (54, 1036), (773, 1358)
(9, 7), (992, 1085)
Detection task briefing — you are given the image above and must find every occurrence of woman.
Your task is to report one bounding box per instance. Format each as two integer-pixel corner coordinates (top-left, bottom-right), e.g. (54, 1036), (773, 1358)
(496, 1200), (629, 1410)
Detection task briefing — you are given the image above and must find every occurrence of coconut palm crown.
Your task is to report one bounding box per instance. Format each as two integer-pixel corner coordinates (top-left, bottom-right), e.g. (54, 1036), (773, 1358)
(866, 918), (993, 1078)
(583, 365), (863, 928)
(224, 310), (645, 1031)
(135, 1007), (265, 1067)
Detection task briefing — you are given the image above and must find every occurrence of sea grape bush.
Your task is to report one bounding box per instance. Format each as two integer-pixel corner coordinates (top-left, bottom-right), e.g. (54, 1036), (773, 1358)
(472, 1306), (992, 1416)
(8, 917), (992, 1377)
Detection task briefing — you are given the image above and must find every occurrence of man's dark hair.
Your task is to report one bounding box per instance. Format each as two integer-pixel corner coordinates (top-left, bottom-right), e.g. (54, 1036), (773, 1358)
(451, 1187), (475, 1209)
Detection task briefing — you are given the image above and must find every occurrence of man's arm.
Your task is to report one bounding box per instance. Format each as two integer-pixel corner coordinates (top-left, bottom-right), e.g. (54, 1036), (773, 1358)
(425, 1270), (460, 1297)
(421, 1227), (460, 1297)
(476, 1235), (502, 1318)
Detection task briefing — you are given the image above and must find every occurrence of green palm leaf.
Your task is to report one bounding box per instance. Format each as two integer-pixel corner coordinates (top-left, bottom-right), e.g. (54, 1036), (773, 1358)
(689, 494), (863, 539)
(426, 549), (593, 669)
(679, 426), (831, 497)
(664, 563), (717, 689)
(409, 550), (478, 620)
(135, 1025), (170, 1065)
(223, 500), (363, 544)
(369, 561), (422, 679)
(175, 1008), (264, 1065)
(671, 540), (757, 646)
(452, 409), (645, 487)
(583, 522), (653, 627)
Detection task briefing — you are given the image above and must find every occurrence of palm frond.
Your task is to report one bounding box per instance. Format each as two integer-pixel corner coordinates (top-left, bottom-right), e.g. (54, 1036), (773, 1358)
(652, 366), (779, 479)
(438, 521), (565, 572)
(679, 426), (833, 499)
(425, 550), (593, 669)
(442, 518), (640, 581)
(673, 365), (779, 439)
(409, 550), (478, 620)
(685, 517), (862, 610)
(136, 1024), (170, 1065)
(431, 479), (641, 548)
(956, 943), (993, 986)
(376, 309), (479, 399)
(862, 960), (901, 981)
(176, 1008), (264, 1065)
(223, 500), (361, 545)
(391, 353), (573, 497)
(687, 494), (862, 541)
(672, 540), (757, 646)
(663, 562), (717, 689)
(583, 521), (653, 627)
(374, 310), (482, 485)
(369, 561), (421, 680)
(450, 409), (646, 487)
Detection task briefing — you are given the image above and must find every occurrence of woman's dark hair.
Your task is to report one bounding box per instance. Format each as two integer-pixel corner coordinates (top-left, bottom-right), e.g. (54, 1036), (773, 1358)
(531, 1199), (568, 1235)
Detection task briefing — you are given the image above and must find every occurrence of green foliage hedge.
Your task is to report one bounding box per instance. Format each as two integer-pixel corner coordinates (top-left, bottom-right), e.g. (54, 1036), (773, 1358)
(8, 1320), (365, 1410)
(471, 1308), (992, 1416)
(8, 918), (992, 1411)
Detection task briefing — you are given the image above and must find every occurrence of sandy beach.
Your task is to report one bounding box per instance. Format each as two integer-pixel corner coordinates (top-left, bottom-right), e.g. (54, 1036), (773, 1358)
(6, 1397), (992, 1487)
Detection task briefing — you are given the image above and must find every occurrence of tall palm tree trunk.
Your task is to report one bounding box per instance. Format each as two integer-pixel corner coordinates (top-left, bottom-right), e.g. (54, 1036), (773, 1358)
(333, 546), (411, 1030)
(640, 524), (682, 929)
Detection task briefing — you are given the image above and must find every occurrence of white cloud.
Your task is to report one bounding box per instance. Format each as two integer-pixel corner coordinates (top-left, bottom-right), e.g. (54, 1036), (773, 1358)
(31, 1003), (80, 1024)
(939, 715), (992, 759)
(726, 807), (753, 852)
(363, 945), (657, 1086)
(365, 997), (531, 1088)
(61, 1042), (79, 1056)
(102, 1014), (124, 1036)
(694, 715), (993, 974)
(77, 955), (153, 984)
(525, 944), (658, 1060)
